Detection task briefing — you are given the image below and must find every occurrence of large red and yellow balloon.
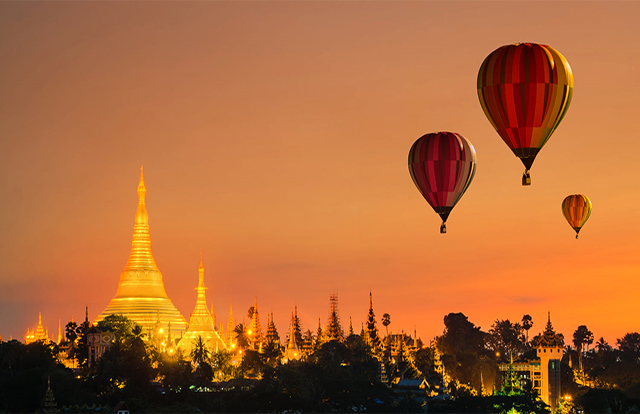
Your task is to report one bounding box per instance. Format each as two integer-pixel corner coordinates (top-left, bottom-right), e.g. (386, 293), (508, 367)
(408, 132), (476, 233)
(561, 194), (592, 239)
(477, 43), (574, 185)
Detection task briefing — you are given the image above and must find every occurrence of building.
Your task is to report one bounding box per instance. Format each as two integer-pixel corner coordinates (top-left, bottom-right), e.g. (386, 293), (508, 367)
(95, 167), (188, 338)
(537, 313), (563, 413)
(283, 311), (301, 363)
(178, 253), (227, 357)
(87, 328), (114, 367)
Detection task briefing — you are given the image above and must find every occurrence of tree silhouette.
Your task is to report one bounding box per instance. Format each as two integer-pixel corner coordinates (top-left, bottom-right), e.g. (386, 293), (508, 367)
(617, 332), (640, 362)
(233, 323), (250, 349)
(382, 313), (391, 337)
(488, 319), (525, 358)
(190, 336), (210, 367)
(521, 315), (533, 344)
(573, 325), (593, 374)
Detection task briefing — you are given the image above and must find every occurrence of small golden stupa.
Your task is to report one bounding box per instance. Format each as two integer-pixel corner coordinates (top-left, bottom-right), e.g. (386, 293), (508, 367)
(178, 253), (227, 357)
(25, 312), (50, 344)
(95, 167), (187, 337)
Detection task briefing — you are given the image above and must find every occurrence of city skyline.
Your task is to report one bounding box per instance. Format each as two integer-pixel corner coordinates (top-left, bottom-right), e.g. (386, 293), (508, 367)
(1, 1), (639, 345)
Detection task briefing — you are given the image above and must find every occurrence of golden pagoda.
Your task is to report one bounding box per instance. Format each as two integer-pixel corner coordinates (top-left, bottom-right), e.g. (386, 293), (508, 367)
(95, 167), (187, 337)
(284, 311), (301, 362)
(178, 253), (227, 357)
(26, 312), (50, 344)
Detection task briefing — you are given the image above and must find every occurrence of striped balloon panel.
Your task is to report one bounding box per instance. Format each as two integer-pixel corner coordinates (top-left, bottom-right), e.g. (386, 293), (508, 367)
(562, 194), (592, 232)
(408, 132), (476, 216)
(477, 43), (573, 154)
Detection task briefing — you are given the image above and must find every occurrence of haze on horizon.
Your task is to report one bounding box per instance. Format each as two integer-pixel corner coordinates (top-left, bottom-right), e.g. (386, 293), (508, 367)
(1, 1), (639, 345)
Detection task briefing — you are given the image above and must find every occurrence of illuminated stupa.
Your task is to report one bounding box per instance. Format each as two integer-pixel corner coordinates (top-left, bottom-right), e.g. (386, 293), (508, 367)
(95, 168), (187, 337)
(178, 253), (227, 357)
(25, 312), (50, 344)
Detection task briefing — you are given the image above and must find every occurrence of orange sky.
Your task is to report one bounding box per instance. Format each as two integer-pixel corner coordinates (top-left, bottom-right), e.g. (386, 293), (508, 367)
(1, 1), (639, 346)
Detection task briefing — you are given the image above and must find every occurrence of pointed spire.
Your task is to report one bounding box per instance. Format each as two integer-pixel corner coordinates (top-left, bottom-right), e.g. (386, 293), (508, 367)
(135, 165), (148, 226)
(176, 253), (227, 356)
(288, 312), (298, 349)
(197, 251), (206, 290)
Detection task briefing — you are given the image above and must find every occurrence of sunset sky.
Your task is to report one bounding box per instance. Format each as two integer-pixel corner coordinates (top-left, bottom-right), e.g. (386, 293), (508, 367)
(1, 1), (639, 346)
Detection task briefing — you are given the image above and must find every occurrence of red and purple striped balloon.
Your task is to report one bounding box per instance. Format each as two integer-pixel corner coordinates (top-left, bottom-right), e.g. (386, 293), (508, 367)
(408, 132), (476, 233)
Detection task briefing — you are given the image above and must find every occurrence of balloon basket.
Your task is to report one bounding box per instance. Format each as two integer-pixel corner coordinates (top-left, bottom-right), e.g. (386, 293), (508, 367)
(440, 223), (447, 234)
(522, 170), (531, 186)
(575, 234), (579, 239)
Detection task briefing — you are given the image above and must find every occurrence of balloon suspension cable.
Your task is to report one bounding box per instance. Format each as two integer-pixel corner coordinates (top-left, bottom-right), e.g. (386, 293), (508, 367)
(522, 169), (531, 186)
(440, 222), (447, 234)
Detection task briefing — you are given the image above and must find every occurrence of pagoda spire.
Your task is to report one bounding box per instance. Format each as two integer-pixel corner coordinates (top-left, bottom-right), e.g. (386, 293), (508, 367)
(177, 253), (227, 356)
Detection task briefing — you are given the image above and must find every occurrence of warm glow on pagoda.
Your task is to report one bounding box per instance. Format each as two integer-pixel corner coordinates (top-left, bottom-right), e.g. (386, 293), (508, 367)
(94, 167), (187, 337)
(178, 252), (227, 357)
(25, 312), (50, 344)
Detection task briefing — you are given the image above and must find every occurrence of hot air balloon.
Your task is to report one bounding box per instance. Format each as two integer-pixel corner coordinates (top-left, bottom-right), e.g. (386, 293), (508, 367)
(477, 43), (574, 185)
(408, 132), (476, 233)
(562, 194), (592, 239)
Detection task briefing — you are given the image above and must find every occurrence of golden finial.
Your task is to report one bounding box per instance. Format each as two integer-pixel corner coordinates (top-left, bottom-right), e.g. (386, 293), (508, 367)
(196, 252), (207, 291)
(135, 166), (148, 225)
(138, 165), (146, 198)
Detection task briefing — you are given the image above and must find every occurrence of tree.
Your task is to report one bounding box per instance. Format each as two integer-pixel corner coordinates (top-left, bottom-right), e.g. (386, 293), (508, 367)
(95, 314), (138, 344)
(436, 313), (488, 387)
(573, 325), (593, 373)
(210, 350), (235, 381)
(488, 319), (525, 359)
(595, 337), (612, 353)
(64, 321), (78, 367)
(617, 332), (640, 362)
(522, 315), (533, 344)
(382, 313), (391, 337)
(190, 336), (210, 367)
(233, 323), (250, 349)
(438, 312), (486, 356)
(65, 321), (78, 343)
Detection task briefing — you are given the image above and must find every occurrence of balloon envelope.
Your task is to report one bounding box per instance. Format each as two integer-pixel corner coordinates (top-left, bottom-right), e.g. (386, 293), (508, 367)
(477, 43), (574, 185)
(562, 194), (592, 239)
(408, 132), (476, 233)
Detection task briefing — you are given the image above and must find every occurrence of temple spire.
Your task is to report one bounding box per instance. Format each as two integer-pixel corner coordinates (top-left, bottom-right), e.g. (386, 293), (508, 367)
(135, 166), (148, 226)
(198, 251), (206, 290)
(177, 252), (226, 356)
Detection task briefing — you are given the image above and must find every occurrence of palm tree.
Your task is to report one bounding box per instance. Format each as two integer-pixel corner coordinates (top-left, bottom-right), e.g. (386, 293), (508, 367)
(522, 315), (533, 344)
(573, 325), (593, 375)
(191, 336), (210, 367)
(382, 313), (391, 338)
(595, 337), (611, 353)
(233, 323), (251, 349)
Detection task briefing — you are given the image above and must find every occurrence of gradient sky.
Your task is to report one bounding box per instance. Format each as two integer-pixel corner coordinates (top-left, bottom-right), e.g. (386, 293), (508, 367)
(1, 1), (639, 346)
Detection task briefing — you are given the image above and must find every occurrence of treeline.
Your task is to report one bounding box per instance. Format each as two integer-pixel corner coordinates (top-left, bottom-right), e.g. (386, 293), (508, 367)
(1, 312), (639, 413)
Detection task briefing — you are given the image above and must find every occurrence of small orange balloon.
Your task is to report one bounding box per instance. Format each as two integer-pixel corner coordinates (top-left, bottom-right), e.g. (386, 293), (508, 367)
(561, 194), (592, 239)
